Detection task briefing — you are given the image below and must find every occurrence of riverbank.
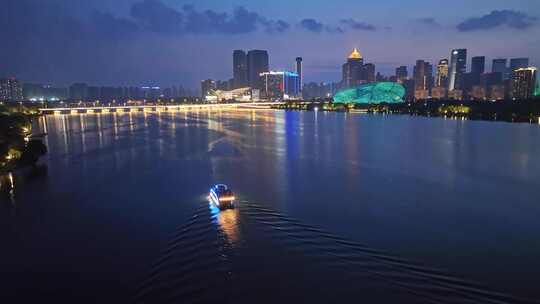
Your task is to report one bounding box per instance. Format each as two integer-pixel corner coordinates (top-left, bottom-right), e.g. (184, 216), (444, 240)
(0, 104), (47, 189)
(272, 98), (540, 124)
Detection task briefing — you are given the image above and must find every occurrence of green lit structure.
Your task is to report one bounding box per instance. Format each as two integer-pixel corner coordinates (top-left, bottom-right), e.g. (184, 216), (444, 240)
(333, 82), (405, 104)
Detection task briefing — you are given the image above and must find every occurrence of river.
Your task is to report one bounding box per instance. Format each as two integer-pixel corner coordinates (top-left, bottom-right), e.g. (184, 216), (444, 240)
(1, 109), (540, 303)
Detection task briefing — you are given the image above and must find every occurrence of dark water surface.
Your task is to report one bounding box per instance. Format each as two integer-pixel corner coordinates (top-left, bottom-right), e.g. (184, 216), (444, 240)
(1, 110), (540, 303)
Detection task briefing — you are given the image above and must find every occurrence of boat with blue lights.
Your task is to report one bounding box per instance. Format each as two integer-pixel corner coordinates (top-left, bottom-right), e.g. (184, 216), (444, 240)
(209, 184), (236, 210)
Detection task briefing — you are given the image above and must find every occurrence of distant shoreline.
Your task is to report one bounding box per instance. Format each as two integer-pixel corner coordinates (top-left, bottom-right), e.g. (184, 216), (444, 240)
(271, 99), (540, 124)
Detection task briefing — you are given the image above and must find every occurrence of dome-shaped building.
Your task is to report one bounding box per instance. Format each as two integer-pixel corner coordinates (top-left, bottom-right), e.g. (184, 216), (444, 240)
(333, 82), (405, 104)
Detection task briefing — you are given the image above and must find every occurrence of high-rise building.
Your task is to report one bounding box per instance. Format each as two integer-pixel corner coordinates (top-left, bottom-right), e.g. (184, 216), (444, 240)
(0, 77), (23, 101)
(362, 63), (376, 83)
(471, 56), (485, 75)
(448, 49), (467, 91)
(492, 59), (508, 79)
(510, 58), (529, 73)
(233, 50), (248, 89)
(296, 57), (303, 94)
(247, 50), (269, 90)
(260, 71), (300, 100)
(342, 48), (364, 88)
(395, 66), (408, 83)
(69, 83), (88, 100)
(512, 67), (537, 99)
(413, 60), (433, 92)
(436, 59), (449, 88)
(201, 79), (216, 99)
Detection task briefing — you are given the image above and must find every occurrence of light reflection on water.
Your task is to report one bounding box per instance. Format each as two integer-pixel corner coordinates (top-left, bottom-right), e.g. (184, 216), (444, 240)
(1, 110), (540, 303)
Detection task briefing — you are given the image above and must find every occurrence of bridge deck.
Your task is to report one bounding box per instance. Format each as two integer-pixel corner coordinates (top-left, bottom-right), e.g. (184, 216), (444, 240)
(39, 102), (285, 114)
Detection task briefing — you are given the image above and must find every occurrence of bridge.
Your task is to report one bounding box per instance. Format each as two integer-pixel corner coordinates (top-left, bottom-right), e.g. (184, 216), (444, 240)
(39, 102), (285, 115)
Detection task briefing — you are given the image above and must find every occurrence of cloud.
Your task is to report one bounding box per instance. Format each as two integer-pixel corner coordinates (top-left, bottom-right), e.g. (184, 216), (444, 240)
(299, 18), (324, 33)
(91, 11), (139, 39)
(415, 18), (441, 28)
(340, 19), (376, 31)
(129, 1), (289, 35)
(131, 0), (184, 33)
(457, 10), (537, 32)
(299, 18), (347, 33)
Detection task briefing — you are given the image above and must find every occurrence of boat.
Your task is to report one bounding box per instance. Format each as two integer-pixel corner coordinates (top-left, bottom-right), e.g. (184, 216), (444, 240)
(209, 184), (236, 210)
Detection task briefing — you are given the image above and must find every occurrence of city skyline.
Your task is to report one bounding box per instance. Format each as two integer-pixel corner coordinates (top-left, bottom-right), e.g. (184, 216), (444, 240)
(1, 0), (540, 88)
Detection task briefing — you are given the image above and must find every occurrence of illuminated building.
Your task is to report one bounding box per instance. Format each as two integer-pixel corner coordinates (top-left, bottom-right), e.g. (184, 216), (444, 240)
(260, 71), (300, 100)
(448, 49), (467, 91)
(448, 89), (463, 100)
(415, 90), (429, 100)
(201, 79), (216, 99)
(481, 72), (503, 99)
(512, 67), (537, 99)
(296, 57), (303, 94)
(395, 66), (408, 83)
(233, 50), (248, 89)
(207, 87), (252, 102)
(0, 77), (23, 101)
(510, 58), (529, 73)
(247, 50), (269, 90)
(414, 60), (433, 97)
(342, 48), (364, 88)
(489, 85), (505, 101)
(333, 82), (405, 104)
(431, 87), (447, 99)
(141, 86), (161, 99)
(471, 85), (486, 100)
(435, 59), (448, 88)
(303, 82), (338, 99)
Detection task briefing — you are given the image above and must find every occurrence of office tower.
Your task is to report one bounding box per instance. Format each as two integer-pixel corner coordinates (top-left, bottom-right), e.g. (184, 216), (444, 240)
(233, 50), (248, 89)
(471, 56), (485, 75)
(436, 59), (449, 87)
(69, 83), (88, 100)
(201, 79), (216, 98)
(362, 63), (376, 83)
(296, 57), (303, 94)
(510, 58), (529, 73)
(0, 77), (23, 101)
(512, 67), (537, 99)
(413, 60), (433, 92)
(492, 58), (508, 79)
(342, 48), (364, 88)
(260, 71), (300, 100)
(448, 49), (467, 90)
(247, 50), (269, 89)
(403, 79), (415, 101)
(395, 66), (408, 82)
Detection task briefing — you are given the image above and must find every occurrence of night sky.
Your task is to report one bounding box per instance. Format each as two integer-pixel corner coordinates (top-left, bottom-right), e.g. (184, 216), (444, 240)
(1, 0), (539, 89)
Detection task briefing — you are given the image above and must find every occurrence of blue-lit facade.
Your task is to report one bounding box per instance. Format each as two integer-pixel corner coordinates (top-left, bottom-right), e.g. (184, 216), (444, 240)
(260, 71), (300, 100)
